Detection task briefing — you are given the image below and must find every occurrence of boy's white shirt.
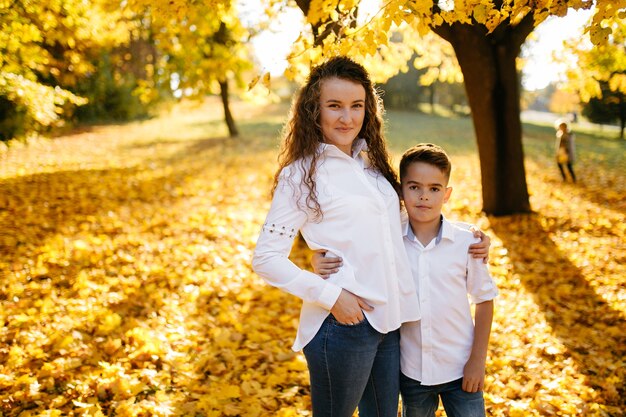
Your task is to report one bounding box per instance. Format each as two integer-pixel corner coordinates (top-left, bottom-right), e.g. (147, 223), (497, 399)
(400, 215), (498, 386)
(252, 139), (421, 351)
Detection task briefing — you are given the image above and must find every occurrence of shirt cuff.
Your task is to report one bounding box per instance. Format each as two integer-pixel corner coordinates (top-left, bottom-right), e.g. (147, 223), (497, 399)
(470, 289), (499, 305)
(317, 281), (343, 310)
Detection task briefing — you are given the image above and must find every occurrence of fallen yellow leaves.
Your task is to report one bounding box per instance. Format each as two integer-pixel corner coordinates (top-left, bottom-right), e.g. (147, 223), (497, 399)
(0, 99), (624, 416)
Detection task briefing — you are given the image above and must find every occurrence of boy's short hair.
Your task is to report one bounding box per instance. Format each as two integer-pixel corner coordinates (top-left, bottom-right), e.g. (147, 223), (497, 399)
(400, 143), (452, 181)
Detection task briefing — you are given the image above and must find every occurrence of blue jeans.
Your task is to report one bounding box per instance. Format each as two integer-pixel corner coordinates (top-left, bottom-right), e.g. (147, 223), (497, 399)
(302, 314), (400, 417)
(400, 373), (485, 417)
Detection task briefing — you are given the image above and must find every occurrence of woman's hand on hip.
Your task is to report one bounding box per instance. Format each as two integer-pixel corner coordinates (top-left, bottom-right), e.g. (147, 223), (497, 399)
(330, 289), (373, 325)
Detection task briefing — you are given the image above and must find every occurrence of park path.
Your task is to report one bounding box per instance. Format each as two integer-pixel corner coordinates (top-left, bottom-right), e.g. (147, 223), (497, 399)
(521, 110), (621, 134)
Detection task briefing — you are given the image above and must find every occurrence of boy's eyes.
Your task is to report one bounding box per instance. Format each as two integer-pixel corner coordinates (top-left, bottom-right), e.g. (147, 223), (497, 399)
(407, 185), (441, 192)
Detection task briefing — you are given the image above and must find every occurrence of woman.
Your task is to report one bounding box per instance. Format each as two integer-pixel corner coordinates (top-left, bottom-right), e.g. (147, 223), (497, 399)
(555, 120), (576, 182)
(252, 56), (488, 417)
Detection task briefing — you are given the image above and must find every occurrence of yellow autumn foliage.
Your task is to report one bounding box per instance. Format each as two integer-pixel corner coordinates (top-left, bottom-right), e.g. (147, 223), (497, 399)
(270, 0), (624, 86)
(0, 98), (624, 416)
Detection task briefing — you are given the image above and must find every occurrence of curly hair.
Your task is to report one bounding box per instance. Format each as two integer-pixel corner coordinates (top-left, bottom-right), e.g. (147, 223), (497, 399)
(272, 56), (399, 220)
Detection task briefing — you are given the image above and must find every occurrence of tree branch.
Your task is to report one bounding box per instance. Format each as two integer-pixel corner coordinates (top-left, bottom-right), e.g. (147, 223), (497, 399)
(294, 0), (310, 16)
(510, 11), (537, 50)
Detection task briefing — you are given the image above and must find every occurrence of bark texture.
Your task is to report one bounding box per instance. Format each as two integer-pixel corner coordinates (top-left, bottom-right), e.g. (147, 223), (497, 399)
(219, 80), (238, 137)
(434, 16), (535, 215)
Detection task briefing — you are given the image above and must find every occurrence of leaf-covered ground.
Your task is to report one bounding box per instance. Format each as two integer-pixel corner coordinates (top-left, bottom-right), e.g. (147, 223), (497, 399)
(1, 99), (624, 417)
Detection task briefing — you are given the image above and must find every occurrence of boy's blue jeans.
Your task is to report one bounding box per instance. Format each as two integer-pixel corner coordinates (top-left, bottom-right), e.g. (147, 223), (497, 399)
(400, 372), (486, 417)
(302, 314), (400, 417)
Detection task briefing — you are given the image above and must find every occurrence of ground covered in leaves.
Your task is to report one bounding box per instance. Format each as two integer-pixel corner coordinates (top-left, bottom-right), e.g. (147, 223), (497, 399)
(1, 99), (624, 416)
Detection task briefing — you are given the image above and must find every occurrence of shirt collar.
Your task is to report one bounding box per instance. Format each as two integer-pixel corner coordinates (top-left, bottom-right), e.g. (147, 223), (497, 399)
(403, 215), (455, 245)
(318, 138), (368, 159)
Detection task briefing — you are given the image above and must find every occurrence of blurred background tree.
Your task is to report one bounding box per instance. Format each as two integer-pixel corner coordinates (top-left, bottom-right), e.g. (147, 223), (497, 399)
(581, 84), (626, 138)
(131, 0), (255, 137)
(0, 0), (255, 142)
(0, 0), (129, 140)
(560, 18), (626, 138)
(548, 89), (580, 116)
(379, 31), (467, 115)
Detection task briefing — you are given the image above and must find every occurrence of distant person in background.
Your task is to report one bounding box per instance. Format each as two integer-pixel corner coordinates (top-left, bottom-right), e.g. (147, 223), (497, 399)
(555, 120), (576, 182)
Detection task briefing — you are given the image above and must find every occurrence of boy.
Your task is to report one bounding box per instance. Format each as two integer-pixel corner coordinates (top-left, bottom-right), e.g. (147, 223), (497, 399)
(313, 143), (498, 417)
(397, 143), (497, 417)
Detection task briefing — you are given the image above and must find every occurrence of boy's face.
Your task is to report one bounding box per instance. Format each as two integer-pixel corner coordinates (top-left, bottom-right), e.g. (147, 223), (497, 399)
(401, 161), (452, 226)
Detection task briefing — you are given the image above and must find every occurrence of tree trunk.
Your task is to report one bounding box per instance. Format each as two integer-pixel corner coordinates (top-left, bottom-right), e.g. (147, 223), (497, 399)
(219, 80), (238, 138)
(434, 18), (535, 215)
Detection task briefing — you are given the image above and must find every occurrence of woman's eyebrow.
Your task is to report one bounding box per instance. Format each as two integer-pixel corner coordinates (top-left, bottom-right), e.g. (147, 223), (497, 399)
(324, 98), (365, 104)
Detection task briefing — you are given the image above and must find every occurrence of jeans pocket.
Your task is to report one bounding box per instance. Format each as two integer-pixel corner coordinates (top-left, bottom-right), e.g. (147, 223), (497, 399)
(329, 314), (367, 327)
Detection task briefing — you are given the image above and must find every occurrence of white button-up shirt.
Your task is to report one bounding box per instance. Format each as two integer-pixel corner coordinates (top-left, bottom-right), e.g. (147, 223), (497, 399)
(400, 216), (498, 385)
(252, 139), (420, 351)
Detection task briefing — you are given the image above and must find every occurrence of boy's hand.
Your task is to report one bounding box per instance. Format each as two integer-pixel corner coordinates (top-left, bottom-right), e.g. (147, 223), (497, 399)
(311, 250), (343, 279)
(469, 227), (490, 264)
(462, 357), (486, 393)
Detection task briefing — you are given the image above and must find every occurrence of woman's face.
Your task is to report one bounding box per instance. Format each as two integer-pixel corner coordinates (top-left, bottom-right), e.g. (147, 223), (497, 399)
(319, 77), (366, 156)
